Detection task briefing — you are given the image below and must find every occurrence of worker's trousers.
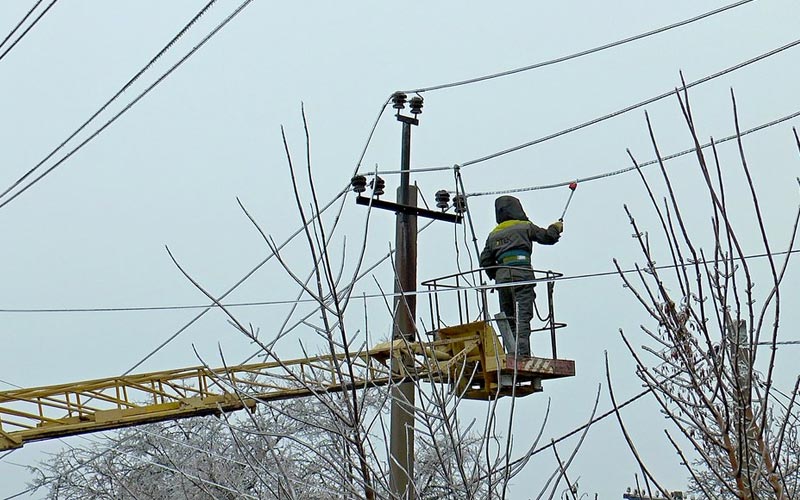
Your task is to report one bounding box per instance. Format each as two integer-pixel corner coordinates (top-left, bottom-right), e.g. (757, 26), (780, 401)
(495, 266), (535, 357)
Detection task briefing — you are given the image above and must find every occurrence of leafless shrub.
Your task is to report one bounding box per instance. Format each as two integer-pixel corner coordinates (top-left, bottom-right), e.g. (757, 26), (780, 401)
(616, 87), (800, 499)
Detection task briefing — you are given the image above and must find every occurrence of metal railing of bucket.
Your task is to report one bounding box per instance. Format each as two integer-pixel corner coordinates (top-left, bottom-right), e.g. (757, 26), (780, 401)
(420, 268), (567, 359)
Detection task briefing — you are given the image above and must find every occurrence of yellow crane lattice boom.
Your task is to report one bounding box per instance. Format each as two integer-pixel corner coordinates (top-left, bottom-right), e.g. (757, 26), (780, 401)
(0, 321), (574, 451)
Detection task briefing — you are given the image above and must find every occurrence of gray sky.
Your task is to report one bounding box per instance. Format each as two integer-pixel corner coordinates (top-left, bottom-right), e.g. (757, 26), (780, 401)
(1, 1), (799, 498)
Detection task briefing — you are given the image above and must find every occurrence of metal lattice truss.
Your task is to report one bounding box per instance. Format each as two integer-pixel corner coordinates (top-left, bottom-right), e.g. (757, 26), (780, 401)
(0, 333), (471, 450)
(1, 321), (574, 450)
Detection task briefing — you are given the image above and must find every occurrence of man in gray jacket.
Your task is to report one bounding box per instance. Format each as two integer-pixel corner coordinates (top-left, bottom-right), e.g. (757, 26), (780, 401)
(479, 196), (563, 357)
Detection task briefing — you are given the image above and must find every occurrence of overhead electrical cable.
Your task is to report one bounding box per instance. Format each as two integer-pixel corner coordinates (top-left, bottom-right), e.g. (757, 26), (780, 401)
(123, 95), (391, 374)
(122, 184), (349, 375)
(466, 106), (800, 197)
(399, 0), (758, 94)
(0, 0), (44, 52)
(0, 0), (58, 63)
(366, 47), (800, 181)
(4, 248), (796, 314)
(456, 36), (800, 169)
(0, 0), (218, 203)
(0, 0), (255, 211)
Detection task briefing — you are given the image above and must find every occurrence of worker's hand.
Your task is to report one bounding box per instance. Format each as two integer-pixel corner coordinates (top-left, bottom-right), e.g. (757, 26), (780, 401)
(551, 220), (564, 233)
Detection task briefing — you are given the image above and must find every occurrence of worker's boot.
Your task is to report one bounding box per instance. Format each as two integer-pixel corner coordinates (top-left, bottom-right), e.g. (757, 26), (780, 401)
(516, 333), (532, 358)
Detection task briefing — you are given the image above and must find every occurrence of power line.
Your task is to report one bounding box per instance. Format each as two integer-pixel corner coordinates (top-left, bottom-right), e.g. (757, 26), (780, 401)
(0, 96), (391, 500)
(122, 185), (349, 376)
(0, 0), (218, 203)
(399, 0), (758, 94)
(466, 106), (800, 197)
(456, 35), (800, 170)
(120, 92), (391, 374)
(4, 248), (796, 314)
(0, 378), (21, 388)
(0, 0), (253, 211)
(371, 40), (800, 182)
(0, 1), (43, 51)
(372, 102), (800, 188)
(0, 0), (58, 63)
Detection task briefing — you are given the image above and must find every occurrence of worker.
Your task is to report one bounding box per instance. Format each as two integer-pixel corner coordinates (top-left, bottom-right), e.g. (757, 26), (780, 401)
(479, 195), (563, 357)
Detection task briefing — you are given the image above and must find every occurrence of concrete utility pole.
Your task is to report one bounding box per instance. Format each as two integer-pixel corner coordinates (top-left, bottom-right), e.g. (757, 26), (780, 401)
(352, 93), (457, 499)
(389, 92), (422, 500)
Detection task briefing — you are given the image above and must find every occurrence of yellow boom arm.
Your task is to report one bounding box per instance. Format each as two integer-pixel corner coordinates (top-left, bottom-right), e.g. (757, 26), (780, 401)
(0, 321), (574, 450)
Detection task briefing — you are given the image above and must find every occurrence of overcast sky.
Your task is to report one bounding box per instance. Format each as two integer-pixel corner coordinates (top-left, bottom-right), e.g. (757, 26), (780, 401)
(2, 1), (799, 498)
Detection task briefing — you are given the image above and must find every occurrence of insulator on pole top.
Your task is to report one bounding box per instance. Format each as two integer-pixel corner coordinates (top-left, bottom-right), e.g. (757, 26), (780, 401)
(351, 175), (367, 194)
(391, 92), (407, 110)
(452, 194), (467, 214)
(435, 190), (450, 210)
(372, 176), (385, 197)
(409, 96), (423, 115)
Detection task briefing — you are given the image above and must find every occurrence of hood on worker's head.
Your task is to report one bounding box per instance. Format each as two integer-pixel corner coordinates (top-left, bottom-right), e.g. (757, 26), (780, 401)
(495, 196), (528, 223)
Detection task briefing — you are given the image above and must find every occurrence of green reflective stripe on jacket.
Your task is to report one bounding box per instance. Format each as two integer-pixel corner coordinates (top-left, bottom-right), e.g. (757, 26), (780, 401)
(497, 250), (530, 265)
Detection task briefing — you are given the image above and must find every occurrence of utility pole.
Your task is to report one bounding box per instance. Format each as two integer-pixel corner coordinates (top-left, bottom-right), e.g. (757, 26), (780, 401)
(389, 91), (422, 500)
(351, 92), (460, 499)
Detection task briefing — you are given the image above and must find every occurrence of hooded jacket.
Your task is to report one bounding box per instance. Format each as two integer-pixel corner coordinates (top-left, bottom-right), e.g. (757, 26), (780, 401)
(479, 196), (560, 280)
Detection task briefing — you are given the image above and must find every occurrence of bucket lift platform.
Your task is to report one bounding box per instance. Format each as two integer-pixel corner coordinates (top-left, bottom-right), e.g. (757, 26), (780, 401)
(435, 321), (574, 400)
(422, 269), (575, 400)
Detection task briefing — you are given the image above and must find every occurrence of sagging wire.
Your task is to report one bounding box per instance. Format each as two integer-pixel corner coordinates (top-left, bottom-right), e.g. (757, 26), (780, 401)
(123, 91), (391, 375)
(0, 1), (45, 53)
(359, 60), (800, 185)
(0, 0), (248, 210)
(3, 248), (799, 315)
(0, 0), (219, 203)
(399, 0), (758, 94)
(123, 184), (350, 375)
(0, 0), (59, 64)
(456, 36), (800, 170)
(450, 166), (475, 289)
(465, 106), (800, 198)
(454, 166), (483, 263)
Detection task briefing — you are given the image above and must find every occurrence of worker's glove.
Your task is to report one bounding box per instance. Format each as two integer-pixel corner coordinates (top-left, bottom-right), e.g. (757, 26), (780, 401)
(551, 220), (564, 233)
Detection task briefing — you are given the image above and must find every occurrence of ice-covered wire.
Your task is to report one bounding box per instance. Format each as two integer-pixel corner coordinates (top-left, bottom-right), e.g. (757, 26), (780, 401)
(0, 0), (247, 210)
(0, 0), (58, 63)
(457, 36), (800, 170)
(466, 106), (800, 197)
(123, 184), (349, 375)
(124, 89), (391, 375)
(399, 0), (758, 94)
(0, 0), (218, 203)
(3, 248), (797, 314)
(363, 42), (800, 182)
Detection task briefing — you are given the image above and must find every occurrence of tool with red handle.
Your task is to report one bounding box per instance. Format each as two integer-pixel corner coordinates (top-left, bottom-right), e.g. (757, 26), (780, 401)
(559, 181), (578, 221)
